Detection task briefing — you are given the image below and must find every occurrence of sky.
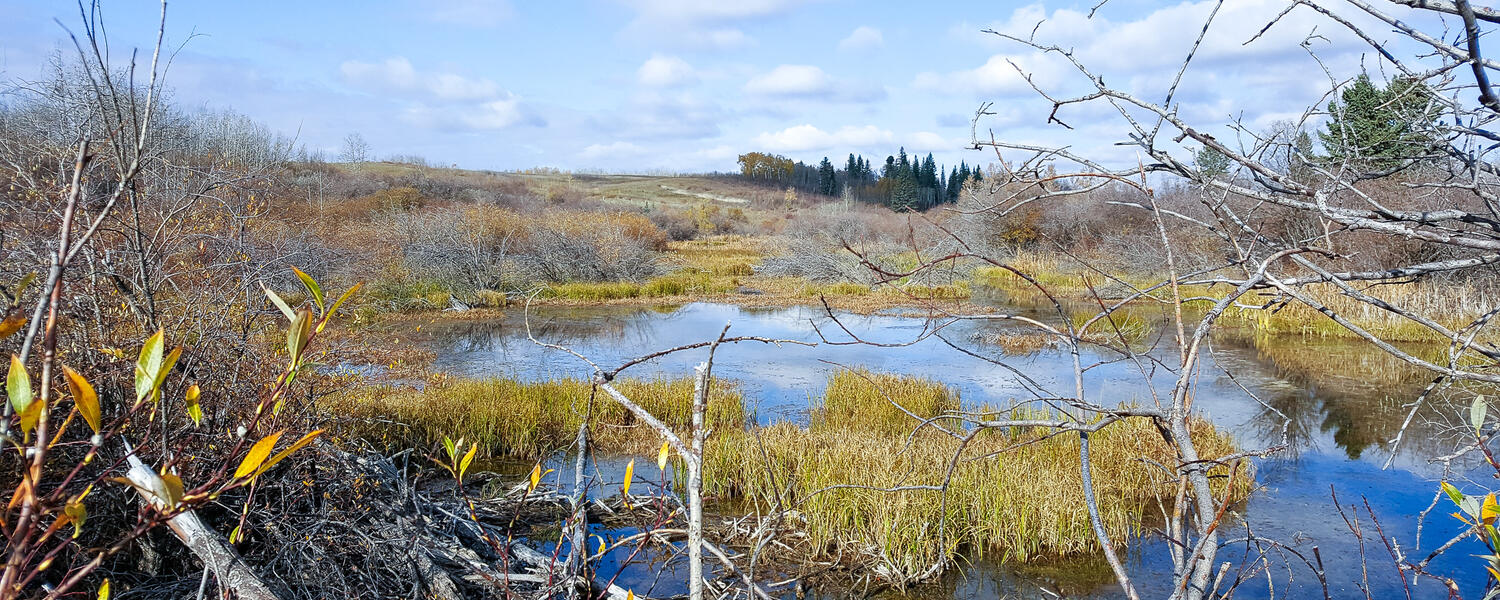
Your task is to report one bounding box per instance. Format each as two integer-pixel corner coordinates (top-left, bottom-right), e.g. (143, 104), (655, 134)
(0, 0), (1454, 173)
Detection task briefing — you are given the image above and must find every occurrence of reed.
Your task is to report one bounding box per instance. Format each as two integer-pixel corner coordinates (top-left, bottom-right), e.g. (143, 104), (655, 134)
(341, 369), (1248, 583)
(701, 372), (1250, 582)
(816, 368), (960, 436)
(545, 273), (736, 302)
(667, 236), (765, 276)
(801, 281), (871, 297)
(336, 376), (746, 459)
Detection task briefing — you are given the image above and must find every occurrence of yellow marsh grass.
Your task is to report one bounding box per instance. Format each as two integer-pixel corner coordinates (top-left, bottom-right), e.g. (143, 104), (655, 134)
(702, 371), (1249, 579)
(815, 369), (960, 436)
(343, 369), (1247, 579)
(1220, 282), (1497, 342)
(337, 377), (745, 459)
(974, 251), (1498, 343)
(667, 236), (765, 276)
(987, 331), (1055, 355)
(546, 272), (736, 302)
(802, 281), (871, 297)
(1069, 306), (1158, 347)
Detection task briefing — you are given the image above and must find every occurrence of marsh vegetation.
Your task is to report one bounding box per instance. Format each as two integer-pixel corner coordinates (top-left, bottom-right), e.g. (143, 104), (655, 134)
(8, 1), (1500, 600)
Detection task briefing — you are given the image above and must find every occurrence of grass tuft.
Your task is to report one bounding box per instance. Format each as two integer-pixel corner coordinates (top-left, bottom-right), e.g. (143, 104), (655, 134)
(335, 377), (745, 459)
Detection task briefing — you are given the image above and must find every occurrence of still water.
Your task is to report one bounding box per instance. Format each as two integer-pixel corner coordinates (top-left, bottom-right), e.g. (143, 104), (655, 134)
(424, 301), (1489, 599)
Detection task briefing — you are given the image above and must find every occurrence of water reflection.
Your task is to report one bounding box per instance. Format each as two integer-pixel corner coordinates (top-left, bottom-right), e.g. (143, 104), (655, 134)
(420, 302), (1491, 599)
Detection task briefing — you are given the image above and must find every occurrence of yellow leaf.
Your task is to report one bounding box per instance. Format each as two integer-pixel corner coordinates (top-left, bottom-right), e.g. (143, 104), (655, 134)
(657, 440), (671, 471)
(291, 267), (325, 312)
(0, 312), (24, 340)
(235, 431), (284, 479)
(160, 474), (184, 508)
(18, 400), (43, 436)
(528, 463), (542, 493)
(1483, 493), (1499, 525)
(459, 442), (477, 480)
(184, 384), (202, 427)
(287, 307), (313, 364)
(134, 330), (164, 403)
(8, 354), (32, 415)
(622, 458), (635, 497)
(64, 366), (100, 433)
(64, 500), (86, 538)
(254, 429), (324, 477)
(98, 579), (110, 600)
(628, 590), (634, 600)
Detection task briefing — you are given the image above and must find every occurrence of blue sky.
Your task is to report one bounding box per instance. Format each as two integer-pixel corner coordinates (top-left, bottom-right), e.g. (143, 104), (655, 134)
(0, 0), (1443, 173)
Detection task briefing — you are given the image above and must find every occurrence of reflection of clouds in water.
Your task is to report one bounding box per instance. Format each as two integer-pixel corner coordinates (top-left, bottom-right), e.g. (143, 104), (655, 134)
(421, 302), (1487, 600)
(425, 302), (1458, 469)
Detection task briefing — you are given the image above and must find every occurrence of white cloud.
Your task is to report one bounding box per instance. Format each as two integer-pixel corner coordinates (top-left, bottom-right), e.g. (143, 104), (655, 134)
(588, 91), (724, 141)
(750, 124), (894, 152)
(341, 57), (501, 101)
(341, 57), (534, 131)
(402, 96), (530, 131)
(838, 26), (883, 51)
(905, 132), (964, 153)
(637, 54), (697, 88)
(580, 141), (647, 160)
(913, 51), (1068, 98)
(745, 65), (832, 96)
(743, 65), (885, 102)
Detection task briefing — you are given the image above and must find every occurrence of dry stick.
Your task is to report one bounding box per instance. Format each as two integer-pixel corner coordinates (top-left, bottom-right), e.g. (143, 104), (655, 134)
(1080, 429), (1141, 600)
(688, 361), (710, 600)
(121, 449), (279, 600)
(565, 388), (595, 600)
(689, 323), (729, 600)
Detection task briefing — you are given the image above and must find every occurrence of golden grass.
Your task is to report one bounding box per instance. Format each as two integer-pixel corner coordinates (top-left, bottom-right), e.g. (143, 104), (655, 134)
(340, 368), (1248, 582)
(335, 376), (746, 459)
(700, 371), (1250, 581)
(664, 236), (763, 279)
(545, 272), (737, 302)
(815, 369), (961, 436)
(802, 281), (871, 297)
(987, 331), (1056, 355)
(972, 250), (1499, 343)
(1069, 306), (1158, 346)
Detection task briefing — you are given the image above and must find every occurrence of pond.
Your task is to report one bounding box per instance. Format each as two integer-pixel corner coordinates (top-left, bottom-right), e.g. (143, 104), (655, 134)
(423, 301), (1490, 599)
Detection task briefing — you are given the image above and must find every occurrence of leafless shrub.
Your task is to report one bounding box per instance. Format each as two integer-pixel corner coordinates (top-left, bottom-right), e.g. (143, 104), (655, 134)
(388, 206), (517, 295)
(515, 221), (660, 283)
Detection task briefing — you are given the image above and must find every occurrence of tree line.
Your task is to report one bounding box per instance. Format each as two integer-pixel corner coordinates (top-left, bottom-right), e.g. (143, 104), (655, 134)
(735, 148), (984, 211)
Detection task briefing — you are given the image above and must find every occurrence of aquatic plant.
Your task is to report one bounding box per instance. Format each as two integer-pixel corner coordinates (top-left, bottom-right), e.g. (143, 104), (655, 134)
(701, 372), (1250, 582)
(336, 376), (746, 459)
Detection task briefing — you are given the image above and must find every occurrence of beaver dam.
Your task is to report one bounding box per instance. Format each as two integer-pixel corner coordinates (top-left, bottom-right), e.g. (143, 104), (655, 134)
(336, 303), (1487, 599)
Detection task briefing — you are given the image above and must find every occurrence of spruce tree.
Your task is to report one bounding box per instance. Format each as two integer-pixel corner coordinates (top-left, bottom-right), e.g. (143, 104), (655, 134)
(817, 157), (837, 196)
(948, 166), (960, 202)
(1319, 73), (1437, 167)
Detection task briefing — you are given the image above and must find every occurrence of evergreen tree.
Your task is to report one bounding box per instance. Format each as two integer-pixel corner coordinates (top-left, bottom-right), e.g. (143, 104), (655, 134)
(1194, 146), (1231, 180)
(817, 157), (838, 196)
(948, 166), (960, 202)
(1319, 73), (1438, 167)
